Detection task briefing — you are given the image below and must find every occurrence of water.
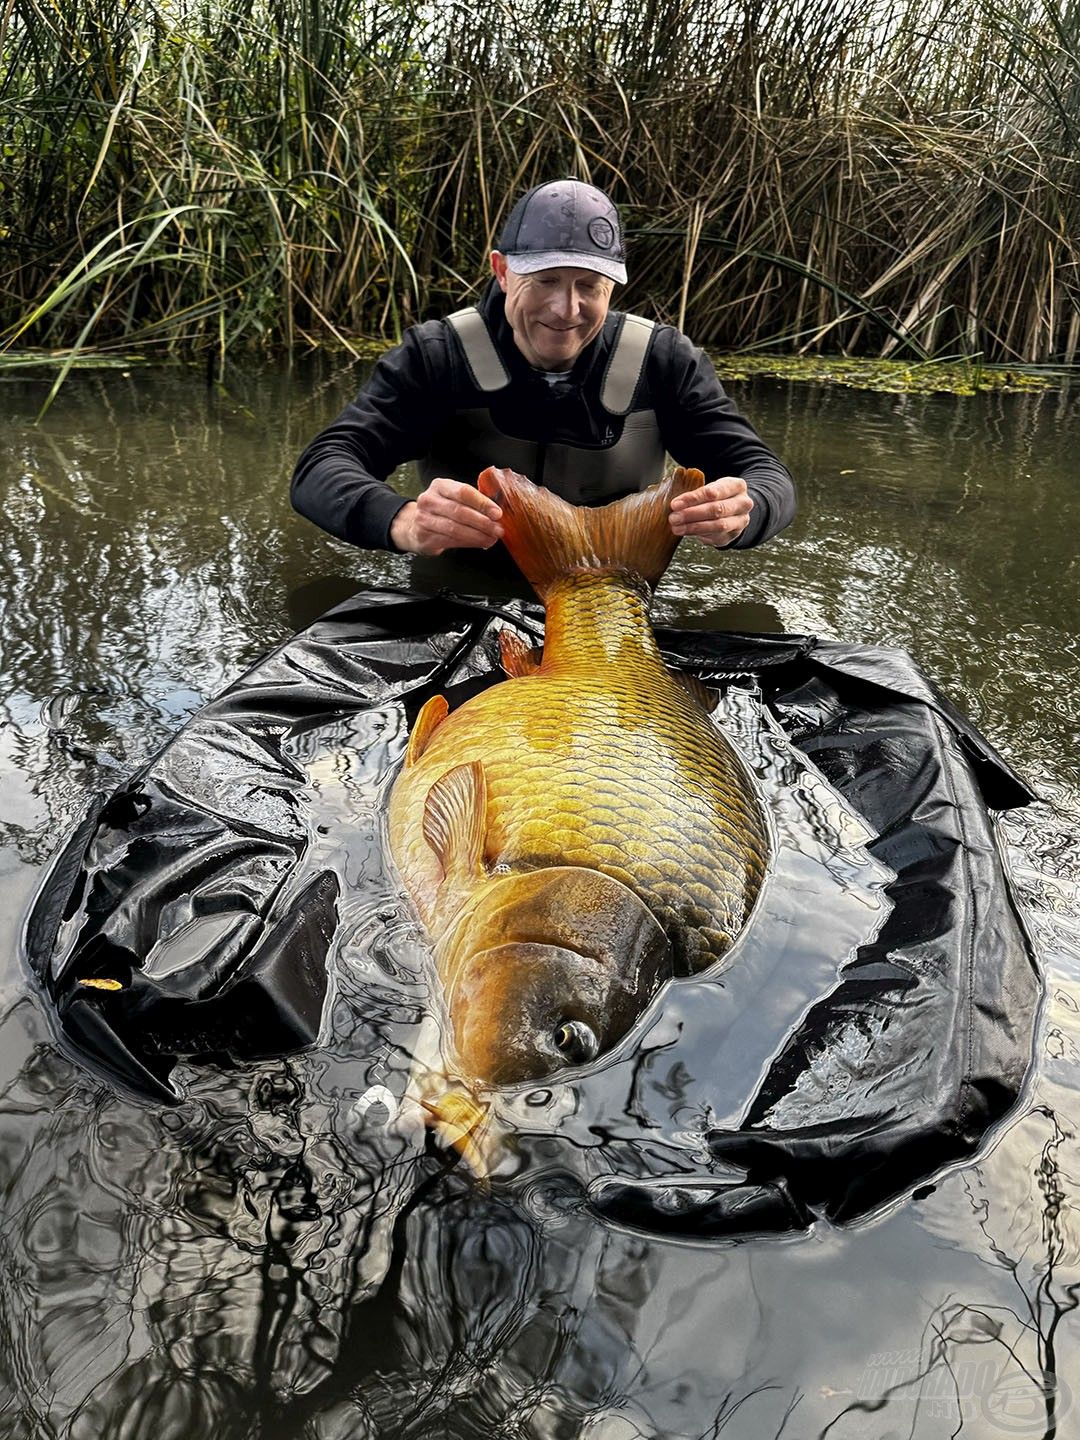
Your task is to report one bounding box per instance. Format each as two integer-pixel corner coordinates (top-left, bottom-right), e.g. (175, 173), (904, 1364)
(1, 361), (1078, 1439)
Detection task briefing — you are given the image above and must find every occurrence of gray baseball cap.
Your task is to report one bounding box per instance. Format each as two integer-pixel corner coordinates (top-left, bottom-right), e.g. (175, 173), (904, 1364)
(496, 179), (627, 284)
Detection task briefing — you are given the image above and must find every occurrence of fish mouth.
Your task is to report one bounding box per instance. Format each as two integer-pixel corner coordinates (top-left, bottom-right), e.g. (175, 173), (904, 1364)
(439, 866), (673, 1087)
(452, 940), (660, 1086)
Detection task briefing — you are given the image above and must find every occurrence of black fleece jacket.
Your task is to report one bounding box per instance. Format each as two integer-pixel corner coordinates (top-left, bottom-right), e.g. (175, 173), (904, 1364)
(291, 284), (796, 551)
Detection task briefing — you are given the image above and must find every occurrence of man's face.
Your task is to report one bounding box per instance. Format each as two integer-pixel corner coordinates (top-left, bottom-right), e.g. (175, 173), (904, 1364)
(491, 253), (614, 371)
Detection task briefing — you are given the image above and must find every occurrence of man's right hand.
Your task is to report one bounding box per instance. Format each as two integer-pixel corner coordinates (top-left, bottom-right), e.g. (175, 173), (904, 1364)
(389, 477), (504, 555)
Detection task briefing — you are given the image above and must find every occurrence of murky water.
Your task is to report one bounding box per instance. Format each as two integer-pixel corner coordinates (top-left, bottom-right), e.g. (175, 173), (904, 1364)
(1, 361), (1078, 1439)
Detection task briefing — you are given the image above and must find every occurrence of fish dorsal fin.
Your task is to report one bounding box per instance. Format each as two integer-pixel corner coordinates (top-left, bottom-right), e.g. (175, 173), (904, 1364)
(478, 466), (705, 600)
(405, 693), (450, 767)
(422, 761), (487, 886)
(498, 629), (543, 678)
(667, 666), (720, 713)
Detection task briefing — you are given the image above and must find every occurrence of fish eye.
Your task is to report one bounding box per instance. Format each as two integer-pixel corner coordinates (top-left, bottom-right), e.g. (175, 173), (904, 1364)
(553, 1020), (599, 1065)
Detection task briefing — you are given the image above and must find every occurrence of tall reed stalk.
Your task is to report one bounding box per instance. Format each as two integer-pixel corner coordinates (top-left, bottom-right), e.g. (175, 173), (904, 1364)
(1, 0), (1077, 365)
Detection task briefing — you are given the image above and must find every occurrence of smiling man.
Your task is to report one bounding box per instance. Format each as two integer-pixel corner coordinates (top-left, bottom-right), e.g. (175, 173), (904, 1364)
(291, 179), (796, 580)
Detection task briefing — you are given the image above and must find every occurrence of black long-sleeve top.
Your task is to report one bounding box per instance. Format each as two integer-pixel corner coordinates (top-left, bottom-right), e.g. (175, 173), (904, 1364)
(291, 284), (796, 552)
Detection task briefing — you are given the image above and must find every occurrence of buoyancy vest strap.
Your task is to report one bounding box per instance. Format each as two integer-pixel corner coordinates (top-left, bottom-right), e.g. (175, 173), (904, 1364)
(601, 314), (656, 416)
(446, 308), (510, 392)
(450, 305), (655, 410)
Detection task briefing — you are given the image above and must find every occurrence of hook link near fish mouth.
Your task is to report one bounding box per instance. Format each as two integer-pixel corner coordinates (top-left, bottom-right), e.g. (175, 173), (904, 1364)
(421, 1088), (492, 1185)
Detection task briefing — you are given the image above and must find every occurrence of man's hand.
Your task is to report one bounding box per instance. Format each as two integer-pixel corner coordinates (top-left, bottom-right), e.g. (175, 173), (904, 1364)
(669, 476), (753, 548)
(390, 477), (503, 555)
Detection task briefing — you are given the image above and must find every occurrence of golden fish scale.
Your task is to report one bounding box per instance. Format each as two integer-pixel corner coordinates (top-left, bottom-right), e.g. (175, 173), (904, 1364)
(390, 574), (768, 973)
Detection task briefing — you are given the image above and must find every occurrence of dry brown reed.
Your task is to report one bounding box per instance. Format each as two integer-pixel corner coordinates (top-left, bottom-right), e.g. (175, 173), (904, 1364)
(1, 0), (1077, 368)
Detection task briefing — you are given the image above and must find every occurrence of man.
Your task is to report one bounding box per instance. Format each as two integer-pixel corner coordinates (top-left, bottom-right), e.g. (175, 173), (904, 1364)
(291, 179), (795, 583)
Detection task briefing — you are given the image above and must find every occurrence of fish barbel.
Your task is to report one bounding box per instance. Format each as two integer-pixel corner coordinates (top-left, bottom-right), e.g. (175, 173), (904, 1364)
(387, 465), (768, 1088)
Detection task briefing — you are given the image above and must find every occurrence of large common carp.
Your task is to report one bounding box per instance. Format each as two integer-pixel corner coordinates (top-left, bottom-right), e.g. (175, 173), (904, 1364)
(387, 466), (768, 1089)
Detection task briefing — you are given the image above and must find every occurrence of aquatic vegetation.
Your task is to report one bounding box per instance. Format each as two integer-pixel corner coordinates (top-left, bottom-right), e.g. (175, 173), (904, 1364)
(0, 346), (1065, 399)
(710, 354), (1062, 394)
(0, 0), (1078, 384)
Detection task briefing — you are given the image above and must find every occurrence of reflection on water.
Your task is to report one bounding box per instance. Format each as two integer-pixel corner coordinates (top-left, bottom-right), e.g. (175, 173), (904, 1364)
(2, 1006), (1074, 1438)
(1, 362), (1078, 1437)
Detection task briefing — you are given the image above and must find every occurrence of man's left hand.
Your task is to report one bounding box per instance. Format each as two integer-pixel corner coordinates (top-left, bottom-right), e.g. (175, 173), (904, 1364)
(669, 476), (753, 547)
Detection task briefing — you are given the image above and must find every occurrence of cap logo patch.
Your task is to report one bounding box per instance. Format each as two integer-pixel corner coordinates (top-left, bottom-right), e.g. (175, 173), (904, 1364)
(588, 217), (615, 251)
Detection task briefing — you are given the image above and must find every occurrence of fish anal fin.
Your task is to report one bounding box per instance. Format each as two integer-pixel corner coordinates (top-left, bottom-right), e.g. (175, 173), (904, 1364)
(405, 693), (450, 767)
(478, 465), (705, 598)
(498, 629), (543, 678)
(422, 761), (487, 886)
(667, 666), (720, 713)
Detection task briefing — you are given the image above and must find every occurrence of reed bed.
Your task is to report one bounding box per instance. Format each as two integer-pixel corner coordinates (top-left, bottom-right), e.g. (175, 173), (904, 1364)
(1, 0), (1077, 369)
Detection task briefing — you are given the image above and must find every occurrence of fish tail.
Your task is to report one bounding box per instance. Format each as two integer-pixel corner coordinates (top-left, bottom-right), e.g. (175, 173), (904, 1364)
(477, 466), (705, 599)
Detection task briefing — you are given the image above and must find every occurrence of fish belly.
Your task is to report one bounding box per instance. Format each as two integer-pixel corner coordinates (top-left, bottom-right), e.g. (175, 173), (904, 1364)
(388, 663), (767, 973)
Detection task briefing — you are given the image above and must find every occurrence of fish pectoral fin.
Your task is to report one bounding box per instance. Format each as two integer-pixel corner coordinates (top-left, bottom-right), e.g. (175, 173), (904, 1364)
(404, 693), (450, 767)
(422, 761), (487, 886)
(498, 629), (543, 678)
(667, 666), (720, 713)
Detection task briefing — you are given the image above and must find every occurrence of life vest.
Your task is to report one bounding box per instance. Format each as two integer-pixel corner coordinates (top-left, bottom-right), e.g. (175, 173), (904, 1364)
(415, 307), (666, 503)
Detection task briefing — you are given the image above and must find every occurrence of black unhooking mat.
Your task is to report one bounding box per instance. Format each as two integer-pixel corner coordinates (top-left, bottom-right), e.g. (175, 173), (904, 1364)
(23, 588), (1040, 1235)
